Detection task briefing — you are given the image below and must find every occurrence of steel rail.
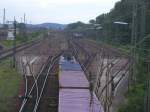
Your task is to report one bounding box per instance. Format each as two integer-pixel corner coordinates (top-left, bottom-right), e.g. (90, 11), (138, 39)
(70, 41), (103, 112)
(70, 39), (131, 112)
(33, 55), (60, 112)
(18, 56), (51, 112)
(98, 60), (130, 99)
(0, 40), (40, 60)
(19, 53), (62, 112)
(33, 59), (53, 112)
(28, 62), (39, 107)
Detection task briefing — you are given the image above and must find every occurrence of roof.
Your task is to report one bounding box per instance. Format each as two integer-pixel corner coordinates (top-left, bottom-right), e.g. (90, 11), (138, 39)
(59, 56), (104, 112)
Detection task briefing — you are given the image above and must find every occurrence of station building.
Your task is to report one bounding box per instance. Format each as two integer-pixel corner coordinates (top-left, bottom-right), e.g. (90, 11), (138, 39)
(0, 22), (18, 40)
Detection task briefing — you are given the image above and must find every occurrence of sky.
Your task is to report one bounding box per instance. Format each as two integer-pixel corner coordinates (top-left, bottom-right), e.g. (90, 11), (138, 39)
(0, 0), (120, 24)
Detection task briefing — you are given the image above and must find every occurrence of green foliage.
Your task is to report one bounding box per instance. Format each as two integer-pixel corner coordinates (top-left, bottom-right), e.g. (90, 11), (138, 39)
(118, 83), (146, 112)
(66, 21), (86, 30)
(0, 31), (42, 48)
(119, 85), (145, 112)
(89, 19), (96, 24)
(66, 0), (150, 111)
(0, 35), (25, 48)
(95, 0), (133, 44)
(0, 58), (21, 112)
(118, 58), (148, 112)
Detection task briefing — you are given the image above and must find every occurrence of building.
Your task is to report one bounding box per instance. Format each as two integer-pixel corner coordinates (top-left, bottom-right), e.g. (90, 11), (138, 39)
(0, 24), (7, 40)
(0, 22), (15, 40)
(7, 28), (14, 40)
(7, 21), (15, 40)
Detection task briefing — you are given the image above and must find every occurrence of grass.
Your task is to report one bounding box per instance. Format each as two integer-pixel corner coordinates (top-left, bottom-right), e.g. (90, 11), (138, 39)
(0, 40), (15, 48)
(108, 41), (148, 112)
(118, 57), (148, 112)
(0, 36), (24, 48)
(118, 84), (146, 112)
(87, 38), (131, 56)
(0, 58), (21, 112)
(0, 31), (43, 49)
(0, 31), (44, 111)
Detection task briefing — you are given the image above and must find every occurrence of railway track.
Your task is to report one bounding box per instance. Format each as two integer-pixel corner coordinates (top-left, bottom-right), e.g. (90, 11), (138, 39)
(70, 39), (97, 70)
(0, 40), (40, 60)
(69, 39), (93, 80)
(79, 39), (129, 58)
(18, 52), (62, 112)
(70, 39), (130, 111)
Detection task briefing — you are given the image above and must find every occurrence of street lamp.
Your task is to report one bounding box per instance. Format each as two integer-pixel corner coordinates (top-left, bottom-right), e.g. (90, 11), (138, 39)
(113, 21), (128, 25)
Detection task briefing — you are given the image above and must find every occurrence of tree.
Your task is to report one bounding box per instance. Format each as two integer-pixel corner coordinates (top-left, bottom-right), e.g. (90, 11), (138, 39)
(89, 19), (96, 24)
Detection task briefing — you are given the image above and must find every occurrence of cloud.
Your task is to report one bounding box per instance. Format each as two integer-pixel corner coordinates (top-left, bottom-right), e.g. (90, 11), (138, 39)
(37, 0), (119, 4)
(0, 0), (120, 24)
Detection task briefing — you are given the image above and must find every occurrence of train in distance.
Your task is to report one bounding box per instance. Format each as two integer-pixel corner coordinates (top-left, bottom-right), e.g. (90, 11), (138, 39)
(73, 33), (84, 38)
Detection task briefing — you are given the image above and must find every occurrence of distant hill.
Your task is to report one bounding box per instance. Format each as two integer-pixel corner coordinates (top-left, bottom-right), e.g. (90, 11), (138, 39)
(26, 23), (67, 30)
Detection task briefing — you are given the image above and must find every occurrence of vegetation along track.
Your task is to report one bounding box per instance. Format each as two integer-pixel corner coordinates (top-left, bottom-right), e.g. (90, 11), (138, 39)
(0, 40), (40, 60)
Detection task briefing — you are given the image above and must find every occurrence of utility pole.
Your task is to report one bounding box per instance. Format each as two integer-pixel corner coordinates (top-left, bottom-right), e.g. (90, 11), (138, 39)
(24, 13), (26, 24)
(3, 8), (6, 25)
(140, 1), (146, 39)
(13, 17), (17, 68)
(147, 62), (150, 112)
(21, 17), (23, 23)
(24, 13), (27, 41)
(139, 0), (147, 61)
(143, 2), (150, 110)
(130, 0), (138, 84)
(145, 62), (150, 112)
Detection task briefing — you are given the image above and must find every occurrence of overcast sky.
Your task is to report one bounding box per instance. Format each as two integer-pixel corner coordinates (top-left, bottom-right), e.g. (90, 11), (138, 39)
(0, 0), (120, 24)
